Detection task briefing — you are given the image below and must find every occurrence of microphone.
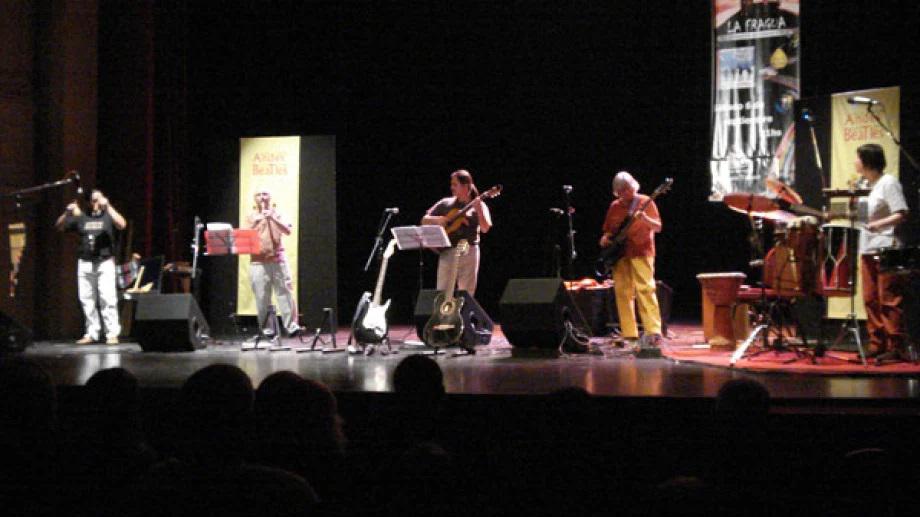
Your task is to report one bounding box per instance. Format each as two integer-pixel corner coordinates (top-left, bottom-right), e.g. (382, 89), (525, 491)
(385, 207), (399, 214)
(562, 185), (573, 194)
(549, 208), (564, 215)
(801, 108), (813, 122)
(848, 96), (879, 106)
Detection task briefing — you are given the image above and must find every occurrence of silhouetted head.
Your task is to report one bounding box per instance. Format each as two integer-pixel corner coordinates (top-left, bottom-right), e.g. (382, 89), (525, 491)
(393, 355), (445, 401)
(715, 378), (770, 416)
(84, 367), (141, 435)
(255, 371), (344, 451)
(179, 364), (253, 456)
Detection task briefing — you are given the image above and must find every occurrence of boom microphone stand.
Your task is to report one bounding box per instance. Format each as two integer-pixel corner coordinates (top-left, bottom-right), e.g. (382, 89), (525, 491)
(563, 185), (577, 279)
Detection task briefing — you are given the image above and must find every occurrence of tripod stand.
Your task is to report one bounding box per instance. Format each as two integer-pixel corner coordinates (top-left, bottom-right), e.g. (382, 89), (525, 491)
(243, 304), (290, 351)
(297, 307), (342, 353)
(730, 216), (807, 366)
(824, 194), (868, 366)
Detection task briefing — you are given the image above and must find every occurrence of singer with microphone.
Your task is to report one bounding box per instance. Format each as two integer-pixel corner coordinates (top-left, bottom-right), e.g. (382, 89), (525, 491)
(421, 169), (492, 295)
(246, 189), (302, 338)
(55, 189), (127, 344)
(854, 144), (910, 362)
(599, 171), (663, 348)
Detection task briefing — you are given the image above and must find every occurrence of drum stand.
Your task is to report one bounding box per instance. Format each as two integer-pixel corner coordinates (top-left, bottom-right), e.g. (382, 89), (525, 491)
(730, 219), (807, 366)
(829, 213), (868, 366)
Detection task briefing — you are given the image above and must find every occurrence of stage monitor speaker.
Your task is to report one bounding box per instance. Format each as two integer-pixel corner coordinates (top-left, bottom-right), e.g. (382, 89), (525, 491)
(499, 278), (589, 349)
(134, 294), (210, 352)
(413, 290), (494, 349)
(0, 310), (32, 353)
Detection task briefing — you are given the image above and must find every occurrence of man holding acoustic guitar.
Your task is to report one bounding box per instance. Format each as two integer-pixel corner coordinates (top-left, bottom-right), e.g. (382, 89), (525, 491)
(599, 171), (665, 348)
(421, 169), (495, 296)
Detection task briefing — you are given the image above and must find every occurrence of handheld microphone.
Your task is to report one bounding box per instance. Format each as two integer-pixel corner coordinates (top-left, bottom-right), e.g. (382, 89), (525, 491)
(847, 96), (879, 106)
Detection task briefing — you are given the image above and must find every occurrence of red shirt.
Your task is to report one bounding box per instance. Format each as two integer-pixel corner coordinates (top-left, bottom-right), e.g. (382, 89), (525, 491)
(601, 194), (660, 258)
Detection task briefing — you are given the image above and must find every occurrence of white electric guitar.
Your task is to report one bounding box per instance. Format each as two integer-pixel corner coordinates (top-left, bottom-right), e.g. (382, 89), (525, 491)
(352, 239), (397, 344)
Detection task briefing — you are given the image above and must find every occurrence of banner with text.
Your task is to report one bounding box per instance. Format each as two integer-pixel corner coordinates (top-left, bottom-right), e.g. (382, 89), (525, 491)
(710, 0), (800, 199)
(826, 86), (900, 319)
(237, 136), (301, 315)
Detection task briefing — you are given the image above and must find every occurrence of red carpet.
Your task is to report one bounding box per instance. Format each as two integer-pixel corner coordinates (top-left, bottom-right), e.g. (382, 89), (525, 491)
(663, 327), (920, 375)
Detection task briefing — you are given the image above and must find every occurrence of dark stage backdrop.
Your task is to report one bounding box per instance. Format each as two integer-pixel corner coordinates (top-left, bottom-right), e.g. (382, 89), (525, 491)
(92, 1), (920, 332)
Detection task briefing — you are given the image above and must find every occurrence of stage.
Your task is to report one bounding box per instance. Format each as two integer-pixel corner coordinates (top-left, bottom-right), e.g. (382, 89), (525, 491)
(22, 322), (920, 412)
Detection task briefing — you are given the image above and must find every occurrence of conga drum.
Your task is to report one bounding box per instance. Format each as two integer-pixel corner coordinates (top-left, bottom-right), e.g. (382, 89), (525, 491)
(697, 272), (747, 350)
(767, 216), (820, 295)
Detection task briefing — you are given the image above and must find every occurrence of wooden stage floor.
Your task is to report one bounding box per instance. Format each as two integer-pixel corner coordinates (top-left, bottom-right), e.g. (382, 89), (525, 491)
(21, 321), (920, 410)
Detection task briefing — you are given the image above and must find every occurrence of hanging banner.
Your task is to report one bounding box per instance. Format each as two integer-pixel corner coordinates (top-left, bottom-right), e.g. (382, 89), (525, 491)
(237, 136), (301, 315)
(826, 86), (900, 319)
(710, 0), (800, 199)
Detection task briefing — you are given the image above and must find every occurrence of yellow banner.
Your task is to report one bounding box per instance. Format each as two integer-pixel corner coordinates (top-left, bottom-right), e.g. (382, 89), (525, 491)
(237, 136), (300, 315)
(827, 86), (900, 319)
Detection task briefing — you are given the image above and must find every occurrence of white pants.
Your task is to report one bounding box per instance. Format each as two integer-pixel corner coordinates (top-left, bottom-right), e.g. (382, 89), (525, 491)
(77, 258), (121, 339)
(250, 261), (300, 334)
(436, 244), (480, 296)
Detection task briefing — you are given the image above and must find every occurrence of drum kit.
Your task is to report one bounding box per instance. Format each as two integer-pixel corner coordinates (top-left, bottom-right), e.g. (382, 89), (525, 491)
(723, 179), (872, 364)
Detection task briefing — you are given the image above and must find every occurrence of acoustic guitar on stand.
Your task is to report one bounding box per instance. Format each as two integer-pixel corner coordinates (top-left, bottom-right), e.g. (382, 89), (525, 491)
(423, 239), (470, 349)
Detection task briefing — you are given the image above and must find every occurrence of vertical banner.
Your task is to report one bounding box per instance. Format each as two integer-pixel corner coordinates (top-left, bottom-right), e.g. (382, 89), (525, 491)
(237, 136), (301, 315)
(826, 86), (900, 319)
(710, 0), (800, 199)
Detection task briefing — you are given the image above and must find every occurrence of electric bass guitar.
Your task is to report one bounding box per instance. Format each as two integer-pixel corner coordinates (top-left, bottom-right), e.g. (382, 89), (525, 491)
(423, 240), (470, 349)
(352, 239), (397, 344)
(595, 178), (673, 276)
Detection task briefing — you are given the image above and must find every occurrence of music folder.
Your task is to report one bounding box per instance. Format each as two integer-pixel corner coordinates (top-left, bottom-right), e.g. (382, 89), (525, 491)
(390, 225), (450, 251)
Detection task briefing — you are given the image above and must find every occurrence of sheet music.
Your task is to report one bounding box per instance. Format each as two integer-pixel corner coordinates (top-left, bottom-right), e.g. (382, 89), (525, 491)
(391, 225), (450, 250)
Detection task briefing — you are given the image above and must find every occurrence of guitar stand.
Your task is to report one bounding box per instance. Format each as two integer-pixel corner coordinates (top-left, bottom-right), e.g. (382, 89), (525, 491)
(296, 307), (342, 353)
(242, 305), (289, 351)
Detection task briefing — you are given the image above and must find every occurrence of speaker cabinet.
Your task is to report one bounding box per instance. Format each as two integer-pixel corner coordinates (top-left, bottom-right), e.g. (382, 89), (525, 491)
(499, 278), (589, 349)
(0, 310), (32, 353)
(134, 294), (210, 352)
(413, 290), (494, 349)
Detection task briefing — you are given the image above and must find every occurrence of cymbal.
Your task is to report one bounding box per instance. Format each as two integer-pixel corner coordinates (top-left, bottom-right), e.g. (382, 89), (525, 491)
(722, 193), (796, 222)
(765, 177), (803, 204)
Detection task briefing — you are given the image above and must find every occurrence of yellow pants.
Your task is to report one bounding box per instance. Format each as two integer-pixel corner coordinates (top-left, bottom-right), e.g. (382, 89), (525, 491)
(612, 256), (662, 338)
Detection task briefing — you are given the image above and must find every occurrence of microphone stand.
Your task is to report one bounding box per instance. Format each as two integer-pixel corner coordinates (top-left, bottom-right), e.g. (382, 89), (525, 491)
(563, 186), (577, 279)
(364, 209), (397, 272)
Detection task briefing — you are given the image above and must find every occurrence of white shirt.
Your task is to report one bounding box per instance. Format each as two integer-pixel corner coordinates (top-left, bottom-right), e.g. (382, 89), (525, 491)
(858, 173), (908, 255)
